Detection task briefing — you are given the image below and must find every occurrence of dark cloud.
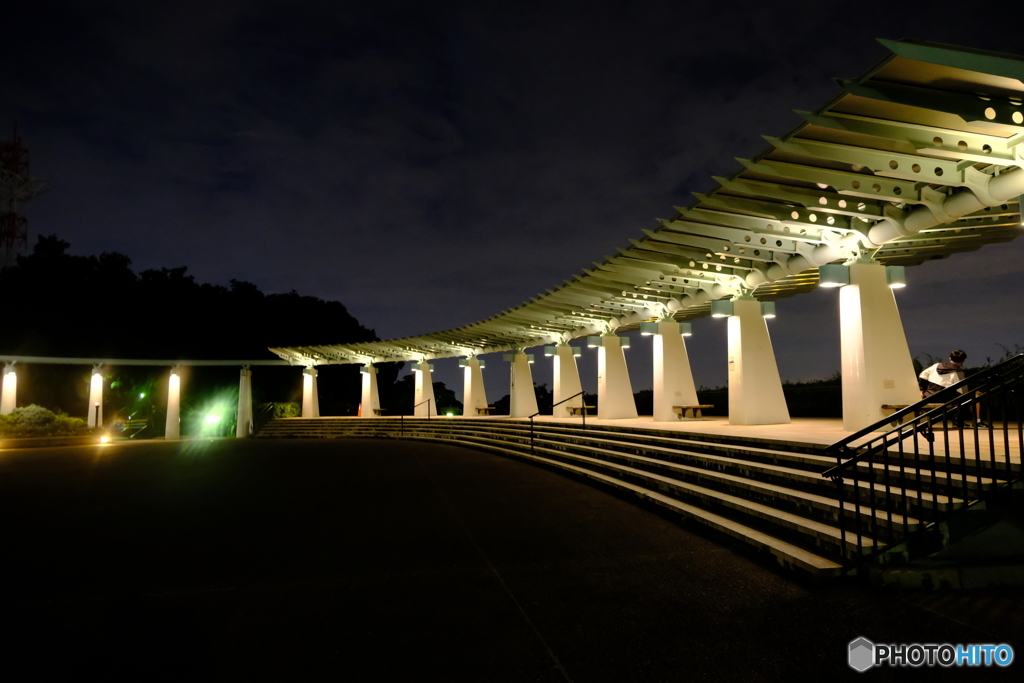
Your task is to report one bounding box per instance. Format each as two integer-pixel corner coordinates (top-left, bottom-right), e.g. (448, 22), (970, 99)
(3, 0), (1024, 394)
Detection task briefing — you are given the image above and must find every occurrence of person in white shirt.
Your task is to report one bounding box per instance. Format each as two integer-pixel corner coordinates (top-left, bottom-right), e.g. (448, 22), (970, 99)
(918, 350), (986, 427)
(918, 349), (967, 398)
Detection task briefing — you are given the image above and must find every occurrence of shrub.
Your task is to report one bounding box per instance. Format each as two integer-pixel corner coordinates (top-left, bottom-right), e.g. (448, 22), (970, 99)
(0, 405), (91, 438)
(270, 402), (300, 418)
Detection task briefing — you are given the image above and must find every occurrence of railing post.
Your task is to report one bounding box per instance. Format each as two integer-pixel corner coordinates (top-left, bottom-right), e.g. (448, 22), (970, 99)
(832, 472), (849, 575)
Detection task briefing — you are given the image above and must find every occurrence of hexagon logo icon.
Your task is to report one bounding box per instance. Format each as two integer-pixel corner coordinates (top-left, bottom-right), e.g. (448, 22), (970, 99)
(849, 637), (875, 672)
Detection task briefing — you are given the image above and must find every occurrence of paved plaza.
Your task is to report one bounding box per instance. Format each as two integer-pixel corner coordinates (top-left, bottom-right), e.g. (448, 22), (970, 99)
(0, 437), (1021, 681)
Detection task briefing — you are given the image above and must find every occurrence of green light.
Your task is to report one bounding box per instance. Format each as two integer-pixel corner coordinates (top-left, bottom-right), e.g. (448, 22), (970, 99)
(446, 412), (455, 417)
(139, 393), (146, 399)
(204, 414), (221, 425)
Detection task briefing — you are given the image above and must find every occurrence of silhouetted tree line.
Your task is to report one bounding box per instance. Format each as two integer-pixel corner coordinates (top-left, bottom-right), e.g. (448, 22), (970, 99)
(0, 235), (410, 423)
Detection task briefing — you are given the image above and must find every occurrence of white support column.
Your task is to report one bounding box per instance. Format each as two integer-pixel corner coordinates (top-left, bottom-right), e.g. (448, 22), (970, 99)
(840, 263), (919, 431)
(360, 365), (380, 417)
(462, 358), (488, 417)
(553, 346), (583, 417)
(165, 368), (181, 439)
(302, 366), (320, 418)
(653, 322), (699, 422)
(414, 362), (435, 416)
(509, 352), (538, 417)
(236, 366), (253, 437)
(598, 336), (637, 420)
(87, 366), (104, 428)
(1, 364), (16, 415)
(727, 299), (790, 425)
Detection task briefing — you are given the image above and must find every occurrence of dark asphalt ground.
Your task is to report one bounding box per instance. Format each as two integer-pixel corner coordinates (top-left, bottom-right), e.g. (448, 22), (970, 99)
(0, 438), (1020, 682)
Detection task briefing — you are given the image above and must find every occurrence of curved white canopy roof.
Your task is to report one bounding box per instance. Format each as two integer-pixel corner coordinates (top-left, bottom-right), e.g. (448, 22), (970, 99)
(272, 39), (1024, 366)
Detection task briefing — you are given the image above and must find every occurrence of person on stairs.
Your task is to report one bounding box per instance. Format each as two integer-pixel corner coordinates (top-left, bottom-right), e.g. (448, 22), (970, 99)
(918, 350), (987, 427)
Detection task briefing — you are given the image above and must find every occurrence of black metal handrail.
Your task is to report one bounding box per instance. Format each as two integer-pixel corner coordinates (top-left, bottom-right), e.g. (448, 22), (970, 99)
(822, 353), (1024, 571)
(413, 398), (433, 419)
(528, 391), (587, 454)
(399, 398), (434, 437)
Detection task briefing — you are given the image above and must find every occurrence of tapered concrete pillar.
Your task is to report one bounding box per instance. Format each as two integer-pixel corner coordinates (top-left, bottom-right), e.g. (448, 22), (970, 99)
(360, 365), (380, 417)
(87, 367), (104, 428)
(236, 367), (253, 437)
(553, 346), (583, 416)
(165, 369), (181, 439)
(508, 352), (538, 417)
(727, 299), (790, 425)
(653, 322), (699, 422)
(461, 358), (488, 416)
(839, 263), (919, 431)
(1, 364), (16, 415)
(414, 362), (435, 416)
(598, 336), (637, 420)
(301, 367), (320, 418)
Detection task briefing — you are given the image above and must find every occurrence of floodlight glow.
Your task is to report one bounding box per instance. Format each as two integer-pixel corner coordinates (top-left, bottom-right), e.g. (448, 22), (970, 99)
(710, 300), (734, 318)
(760, 301), (777, 318)
(99, 435), (111, 443)
(639, 321), (658, 336)
(204, 414), (221, 425)
(138, 393), (146, 399)
(818, 263), (850, 288)
(446, 412), (454, 417)
(586, 336), (602, 348)
(680, 322), (692, 337)
(886, 265), (907, 288)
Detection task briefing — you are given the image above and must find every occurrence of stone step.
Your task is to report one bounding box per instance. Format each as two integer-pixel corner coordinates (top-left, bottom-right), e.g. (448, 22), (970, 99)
(422, 436), (845, 577)
(258, 417), (999, 574)
(444, 432), (877, 558)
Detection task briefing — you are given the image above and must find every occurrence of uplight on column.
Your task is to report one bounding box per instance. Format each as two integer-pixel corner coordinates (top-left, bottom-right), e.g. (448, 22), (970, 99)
(640, 321), (658, 336)
(818, 264), (850, 288)
(586, 336), (602, 348)
(760, 301), (776, 319)
(680, 322), (692, 337)
(885, 265), (907, 289)
(710, 300), (734, 318)
(543, 346), (557, 357)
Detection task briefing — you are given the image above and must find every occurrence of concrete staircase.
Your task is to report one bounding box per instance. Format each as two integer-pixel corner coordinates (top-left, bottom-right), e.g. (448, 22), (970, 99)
(259, 417), (899, 577)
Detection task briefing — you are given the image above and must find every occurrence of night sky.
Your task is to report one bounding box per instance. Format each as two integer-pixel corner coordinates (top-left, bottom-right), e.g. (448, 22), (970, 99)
(5, 1), (1024, 396)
